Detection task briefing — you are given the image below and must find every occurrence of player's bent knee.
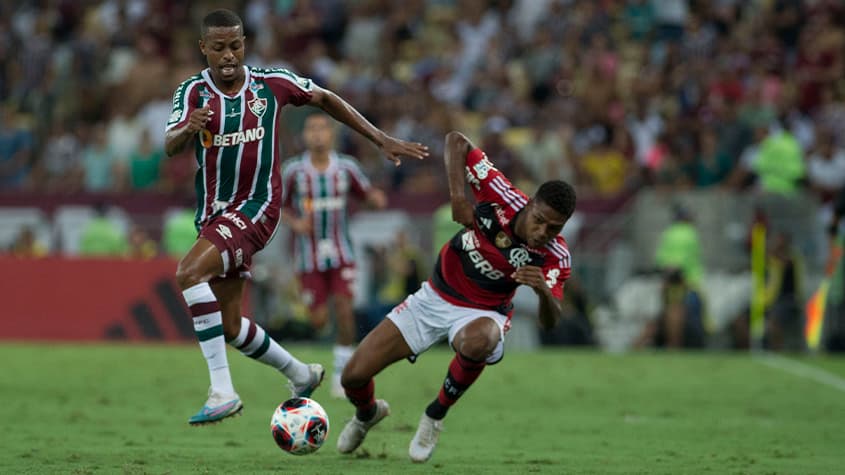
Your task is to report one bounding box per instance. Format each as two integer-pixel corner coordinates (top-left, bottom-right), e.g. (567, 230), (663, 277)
(455, 319), (500, 360)
(175, 261), (205, 290)
(340, 362), (367, 389)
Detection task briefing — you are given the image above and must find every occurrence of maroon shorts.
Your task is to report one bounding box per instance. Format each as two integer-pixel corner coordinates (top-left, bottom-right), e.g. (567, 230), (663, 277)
(200, 210), (279, 279)
(298, 265), (356, 310)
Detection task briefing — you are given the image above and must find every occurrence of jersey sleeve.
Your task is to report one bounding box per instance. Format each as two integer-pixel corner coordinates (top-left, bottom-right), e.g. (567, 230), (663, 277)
(542, 238), (572, 300)
(165, 78), (201, 133)
(262, 68), (314, 107)
(342, 157), (372, 200)
(464, 148), (528, 210)
(281, 160), (298, 210)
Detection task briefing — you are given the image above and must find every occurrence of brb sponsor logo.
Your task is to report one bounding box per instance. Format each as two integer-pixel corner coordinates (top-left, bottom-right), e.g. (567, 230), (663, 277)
(201, 126), (265, 148)
(461, 230), (504, 280)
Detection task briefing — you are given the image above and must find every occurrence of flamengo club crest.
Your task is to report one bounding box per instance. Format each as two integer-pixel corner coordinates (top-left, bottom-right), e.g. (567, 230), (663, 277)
(248, 96), (267, 118)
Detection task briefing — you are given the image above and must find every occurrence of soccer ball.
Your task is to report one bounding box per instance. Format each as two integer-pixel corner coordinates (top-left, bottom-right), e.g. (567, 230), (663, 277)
(270, 397), (330, 455)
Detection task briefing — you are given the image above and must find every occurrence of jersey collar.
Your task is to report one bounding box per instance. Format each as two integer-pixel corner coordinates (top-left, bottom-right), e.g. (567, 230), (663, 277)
(201, 66), (251, 99)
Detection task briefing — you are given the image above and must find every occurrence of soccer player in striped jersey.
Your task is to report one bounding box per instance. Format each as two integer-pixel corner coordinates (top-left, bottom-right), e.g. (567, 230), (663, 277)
(336, 131), (576, 462)
(164, 9), (428, 426)
(281, 112), (387, 398)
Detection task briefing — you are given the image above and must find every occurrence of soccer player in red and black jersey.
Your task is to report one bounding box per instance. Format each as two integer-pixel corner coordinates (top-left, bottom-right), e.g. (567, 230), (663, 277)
(336, 131), (576, 462)
(164, 9), (427, 426)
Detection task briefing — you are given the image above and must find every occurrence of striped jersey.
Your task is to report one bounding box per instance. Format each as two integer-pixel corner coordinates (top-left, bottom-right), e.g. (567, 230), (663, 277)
(282, 152), (372, 272)
(430, 148), (572, 317)
(165, 66), (314, 229)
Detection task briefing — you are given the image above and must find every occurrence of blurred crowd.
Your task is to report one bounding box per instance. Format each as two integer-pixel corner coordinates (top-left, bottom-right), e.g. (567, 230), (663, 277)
(1, 0), (844, 207)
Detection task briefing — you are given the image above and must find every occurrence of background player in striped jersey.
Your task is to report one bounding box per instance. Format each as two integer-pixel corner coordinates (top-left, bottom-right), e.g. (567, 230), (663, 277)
(281, 112), (388, 398)
(163, 9), (428, 426)
(335, 131), (576, 462)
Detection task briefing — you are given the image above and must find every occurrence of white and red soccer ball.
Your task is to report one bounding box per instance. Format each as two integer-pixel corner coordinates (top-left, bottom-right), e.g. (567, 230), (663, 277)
(270, 397), (330, 455)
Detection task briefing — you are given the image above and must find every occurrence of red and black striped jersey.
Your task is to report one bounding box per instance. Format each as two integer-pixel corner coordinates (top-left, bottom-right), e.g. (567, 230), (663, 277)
(430, 148), (571, 317)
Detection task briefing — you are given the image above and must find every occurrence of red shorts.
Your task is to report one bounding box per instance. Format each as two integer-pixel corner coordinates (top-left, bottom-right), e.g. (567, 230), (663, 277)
(298, 265), (356, 310)
(200, 210), (279, 279)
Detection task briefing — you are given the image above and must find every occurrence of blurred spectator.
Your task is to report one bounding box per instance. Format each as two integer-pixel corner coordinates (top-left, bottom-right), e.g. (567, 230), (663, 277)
(655, 204), (703, 288)
(635, 267), (705, 349)
(691, 127), (732, 187)
(127, 225), (158, 260)
(78, 205), (128, 257)
(9, 226), (47, 258)
(377, 229), (423, 307)
(0, 107), (34, 189)
(35, 120), (83, 193)
(128, 129), (164, 190)
(753, 127), (805, 196)
(806, 129), (845, 203)
(81, 122), (119, 192)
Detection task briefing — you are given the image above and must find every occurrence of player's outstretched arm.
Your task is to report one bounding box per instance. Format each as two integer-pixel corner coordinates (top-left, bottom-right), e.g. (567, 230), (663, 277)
(444, 131), (475, 227)
(309, 86), (428, 166)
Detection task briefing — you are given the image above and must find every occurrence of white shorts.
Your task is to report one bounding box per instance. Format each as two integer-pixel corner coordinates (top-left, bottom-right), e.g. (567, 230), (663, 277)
(386, 281), (509, 364)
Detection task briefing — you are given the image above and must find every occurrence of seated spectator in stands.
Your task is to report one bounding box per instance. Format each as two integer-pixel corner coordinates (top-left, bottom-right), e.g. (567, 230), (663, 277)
(9, 226), (48, 258)
(806, 129), (845, 203)
(727, 125), (769, 190)
(692, 127), (733, 187)
(128, 129), (164, 190)
(763, 231), (805, 351)
(35, 120), (83, 193)
(0, 106), (34, 189)
(78, 205), (128, 257)
(577, 130), (631, 198)
(81, 122), (121, 192)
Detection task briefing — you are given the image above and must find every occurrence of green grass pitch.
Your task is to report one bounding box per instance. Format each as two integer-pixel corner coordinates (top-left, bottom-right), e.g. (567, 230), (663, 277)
(2, 344), (844, 474)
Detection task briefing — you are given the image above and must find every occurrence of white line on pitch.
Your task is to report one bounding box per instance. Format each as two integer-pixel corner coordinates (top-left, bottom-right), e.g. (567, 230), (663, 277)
(754, 353), (845, 393)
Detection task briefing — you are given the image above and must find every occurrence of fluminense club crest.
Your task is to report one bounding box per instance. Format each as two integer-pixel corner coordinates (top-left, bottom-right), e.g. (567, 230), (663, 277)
(248, 96), (267, 118)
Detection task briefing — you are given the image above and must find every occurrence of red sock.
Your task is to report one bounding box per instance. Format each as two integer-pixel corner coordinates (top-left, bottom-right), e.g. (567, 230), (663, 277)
(426, 353), (485, 419)
(344, 379), (376, 421)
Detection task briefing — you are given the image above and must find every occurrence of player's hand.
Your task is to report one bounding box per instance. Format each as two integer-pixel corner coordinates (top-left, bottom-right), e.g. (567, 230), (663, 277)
(187, 106), (213, 133)
(511, 265), (548, 292)
(451, 197), (474, 227)
(289, 217), (312, 235)
(368, 189), (388, 209)
(380, 136), (428, 167)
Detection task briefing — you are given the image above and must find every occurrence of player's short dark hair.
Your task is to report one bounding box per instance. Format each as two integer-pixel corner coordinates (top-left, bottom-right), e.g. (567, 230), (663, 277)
(535, 180), (576, 219)
(201, 9), (244, 37)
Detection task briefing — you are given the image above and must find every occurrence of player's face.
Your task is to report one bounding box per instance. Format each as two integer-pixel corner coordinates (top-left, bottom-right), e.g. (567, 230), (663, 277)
(303, 116), (335, 152)
(200, 26), (245, 85)
(522, 200), (567, 248)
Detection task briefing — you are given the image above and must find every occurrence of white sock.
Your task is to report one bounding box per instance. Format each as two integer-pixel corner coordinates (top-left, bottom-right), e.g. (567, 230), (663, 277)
(184, 283), (235, 396)
(333, 344), (355, 382)
(229, 317), (310, 385)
